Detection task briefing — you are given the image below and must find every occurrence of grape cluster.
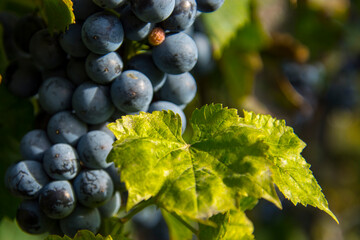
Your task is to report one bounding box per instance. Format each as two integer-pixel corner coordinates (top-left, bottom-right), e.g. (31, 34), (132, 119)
(3, 0), (224, 237)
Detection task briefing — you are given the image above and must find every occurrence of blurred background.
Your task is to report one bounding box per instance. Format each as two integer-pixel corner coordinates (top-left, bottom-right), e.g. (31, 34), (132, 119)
(1, 0), (360, 239)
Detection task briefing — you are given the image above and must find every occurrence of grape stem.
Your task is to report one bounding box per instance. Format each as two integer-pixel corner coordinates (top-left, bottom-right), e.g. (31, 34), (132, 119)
(119, 197), (155, 223)
(167, 210), (199, 235)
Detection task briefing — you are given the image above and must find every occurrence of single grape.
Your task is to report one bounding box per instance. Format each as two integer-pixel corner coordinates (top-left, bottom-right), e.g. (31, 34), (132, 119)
(126, 52), (166, 92)
(85, 52), (123, 84)
(130, 0), (175, 23)
(13, 14), (45, 53)
(59, 23), (90, 58)
(60, 206), (101, 237)
(161, 0), (197, 31)
(89, 122), (116, 139)
(120, 6), (154, 41)
(73, 169), (114, 208)
(72, 82), (115, 124)
(196, 0), (224, 12)
(77, 130), (114, 169)
(47, 111), (88, 146)
(67, 58), (90, 85)
(148, 27), (166, 46)
(148, 101), (186, 133)
(38, 180), (76, 219)
(110, 70), (153, 113)
(5, 160), (49, 199)
(82, 11), (124, 54)
(43, 143), (80, 180)
(29, 29), (66, 69)
(72, 0), (100, 20)
(99, 191), (121, 218)
(38, 77), (76, 114)
(4, 59), (42, 98)
(20, 129), (52, 161)
(93, 0), (127, 8)
(16, 200), (55, 234)
(158, 72), (197, 105)
(152, 32), (198, 74)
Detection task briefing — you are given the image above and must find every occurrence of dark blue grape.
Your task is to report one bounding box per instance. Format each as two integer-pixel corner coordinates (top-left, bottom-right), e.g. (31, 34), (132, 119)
(38, 77), (75, 114)
(38, 180), (76, 219)
(73, 169), (114, 208)
(152, 32), (198, 74)
(126, 52), (166, 92)
(110, 70), (153, 113)
(130, 0), (175, 23)
(43, 143), (80, 180)
(192, 32), (214, 75)
(82, 12), (124, 54)
(5, 160), (49, 199)
(148, 101), (186, 133)
(67, 58), (90, 85)
(85, 52), (123, 84)
(20, 129), (52, 161)
(120, 6), (154, 41)
(72, 82), (115, 124)
(93, 0), (127, 8)
(13, 15), (45, 53)
(99, 191), (121, 218)
(4, 59), (42, 98)
(72, 0), (100, 20)
(196, 0), (224, 12)
(47, 111), (88, 146)
(161, 0), (197, 31)
(29, 29), (66, 69)
(158, 72), (197, 105)
(59, 23), (90, 58)
(60, 206), (101, 237)
(16, 200), (55, 234)
(89, 122), (116, 139)
(77, 130), (114, 169)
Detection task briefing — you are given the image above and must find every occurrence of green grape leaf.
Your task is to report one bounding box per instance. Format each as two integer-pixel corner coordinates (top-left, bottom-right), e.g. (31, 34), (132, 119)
(198, 210), (254, 240)
(108, 105), (280, 221)
(45, 230), (128, 240)
(201, 0), (251, 57)
(239, 111), (339, 223)
(41, 0), (75, 32)
(161, 210), (194, 240)
(108, 104), (337, 225)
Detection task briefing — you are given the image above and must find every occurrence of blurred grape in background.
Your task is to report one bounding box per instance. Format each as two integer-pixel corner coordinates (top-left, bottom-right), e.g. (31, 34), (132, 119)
(1, 0), (360, 239)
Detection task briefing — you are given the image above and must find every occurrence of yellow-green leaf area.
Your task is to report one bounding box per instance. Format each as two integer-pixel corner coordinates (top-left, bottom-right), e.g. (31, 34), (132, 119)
(41, 0), (74, 32)
(108, 104), (337, 225)
(198, 210), (254, 240)
(240, 110), (339, 223)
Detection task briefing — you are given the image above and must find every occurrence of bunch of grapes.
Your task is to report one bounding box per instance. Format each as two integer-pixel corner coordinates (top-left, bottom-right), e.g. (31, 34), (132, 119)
(3, 0), (224, 237)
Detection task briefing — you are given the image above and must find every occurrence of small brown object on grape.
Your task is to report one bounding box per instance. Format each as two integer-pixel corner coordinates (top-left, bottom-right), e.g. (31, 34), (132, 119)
(148, 27), (166, 46)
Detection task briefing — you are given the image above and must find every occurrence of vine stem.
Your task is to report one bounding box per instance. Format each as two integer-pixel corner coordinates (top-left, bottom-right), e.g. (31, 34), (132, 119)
(119, 198), (155, 223)
(168, 210), (199, 235)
